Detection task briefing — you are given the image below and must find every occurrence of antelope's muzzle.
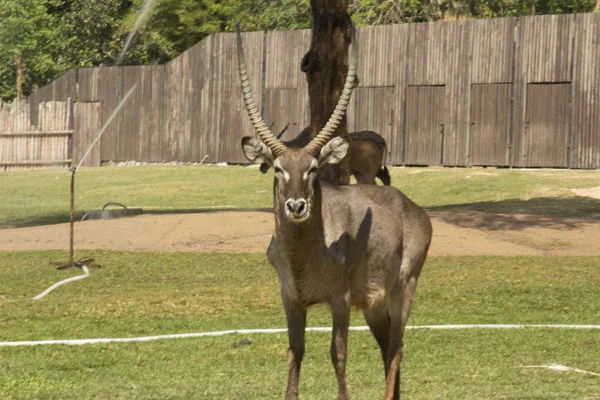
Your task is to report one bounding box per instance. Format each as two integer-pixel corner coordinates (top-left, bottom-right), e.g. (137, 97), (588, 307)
(285, 198), (308, 220)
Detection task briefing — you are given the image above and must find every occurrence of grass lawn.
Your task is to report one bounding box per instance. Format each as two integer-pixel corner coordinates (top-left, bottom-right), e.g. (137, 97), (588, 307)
(1, 251), (599, 399)
(0, 165), (599, 228)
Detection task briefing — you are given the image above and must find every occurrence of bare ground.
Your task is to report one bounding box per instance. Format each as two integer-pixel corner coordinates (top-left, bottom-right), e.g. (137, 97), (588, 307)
(1, 210), (600, 256)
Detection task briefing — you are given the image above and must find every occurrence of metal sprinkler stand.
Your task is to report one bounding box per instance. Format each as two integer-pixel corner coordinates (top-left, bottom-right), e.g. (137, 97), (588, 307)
(35, 167), (100, 300)
(49, 167), (101, 271)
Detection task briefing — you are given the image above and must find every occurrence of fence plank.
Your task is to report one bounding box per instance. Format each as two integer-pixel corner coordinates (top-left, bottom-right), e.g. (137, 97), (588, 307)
(470, 84), (511, 166)
(571, 13), (600, 169)
(186, 36), (213, 162)
(117, 66), (142, 161)
(522, 84), (570, 167)
(211, 31), (264, 163)
(264, 30), (311, 142)
(512, 14), (574, 167)
(73, 102), (102, 168)
(405, 86), (446, 165)
(353, 87), (396, 164)
(356, 24), (409, 165)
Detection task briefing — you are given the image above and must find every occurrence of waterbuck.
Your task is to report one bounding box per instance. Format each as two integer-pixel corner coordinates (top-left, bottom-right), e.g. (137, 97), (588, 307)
(237, 27), (432, 400)
(261, 126), (391, 185)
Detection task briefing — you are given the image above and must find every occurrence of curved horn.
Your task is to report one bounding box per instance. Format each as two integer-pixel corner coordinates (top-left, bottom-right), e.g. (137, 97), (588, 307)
(236, 23), (287, 157)
(304, 27), (358, 157)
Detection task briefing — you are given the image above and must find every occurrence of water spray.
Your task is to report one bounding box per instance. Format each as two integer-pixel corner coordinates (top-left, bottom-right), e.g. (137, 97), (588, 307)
(116, 0), (158, 65)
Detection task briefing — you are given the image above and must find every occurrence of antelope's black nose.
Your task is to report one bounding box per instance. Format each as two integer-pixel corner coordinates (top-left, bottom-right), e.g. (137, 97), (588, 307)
(286, 199), (307, 216)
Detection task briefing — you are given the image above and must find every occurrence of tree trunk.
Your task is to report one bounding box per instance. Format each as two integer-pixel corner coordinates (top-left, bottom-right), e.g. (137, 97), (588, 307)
(303, 0), (352, 185)
(530, 0), (536, 15)
(15, 53), (24, 101)
(595, 0), (599, 12)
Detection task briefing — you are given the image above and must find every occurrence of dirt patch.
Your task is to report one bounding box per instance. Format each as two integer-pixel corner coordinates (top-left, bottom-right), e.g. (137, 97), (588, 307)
(1, 210), (599, 256)
(572, 186), (600, 200)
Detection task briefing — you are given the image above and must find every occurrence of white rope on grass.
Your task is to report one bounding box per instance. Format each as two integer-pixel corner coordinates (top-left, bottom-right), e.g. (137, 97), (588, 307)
(32, 266), (90, 300)
(1, 324), (599, 347)
(522, 364), (600, 376)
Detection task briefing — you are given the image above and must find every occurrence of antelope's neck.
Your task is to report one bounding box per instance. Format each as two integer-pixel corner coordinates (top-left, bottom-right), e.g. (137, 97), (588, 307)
(273, 197), (325, 264)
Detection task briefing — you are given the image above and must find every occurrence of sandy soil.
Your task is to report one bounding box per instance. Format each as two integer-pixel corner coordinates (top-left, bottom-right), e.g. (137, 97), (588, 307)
(1, 209), (599, 256)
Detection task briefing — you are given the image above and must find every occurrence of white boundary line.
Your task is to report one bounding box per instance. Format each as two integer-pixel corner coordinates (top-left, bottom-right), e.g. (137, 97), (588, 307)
(1, 324), (599, 347)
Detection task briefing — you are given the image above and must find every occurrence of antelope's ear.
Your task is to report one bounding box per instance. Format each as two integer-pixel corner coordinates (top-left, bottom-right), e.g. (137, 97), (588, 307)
(318, 135), (351, 166)
(241, 137), (274, 166)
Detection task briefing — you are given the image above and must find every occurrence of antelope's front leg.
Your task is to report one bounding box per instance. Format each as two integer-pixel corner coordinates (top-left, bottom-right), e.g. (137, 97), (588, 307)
(282, 295), (306, 400)
(330, 291), (351, 399)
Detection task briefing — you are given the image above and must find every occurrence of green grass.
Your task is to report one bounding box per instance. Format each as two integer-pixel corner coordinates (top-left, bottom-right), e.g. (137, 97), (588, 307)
(1, 165), (599, 228)
(1, 252), (599, 399)
(1, 166), (599, 397)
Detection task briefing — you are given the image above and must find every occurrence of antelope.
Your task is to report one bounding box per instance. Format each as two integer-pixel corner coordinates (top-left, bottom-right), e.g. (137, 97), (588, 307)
(261, 126), (391, 185)
(237, 27), (432, 400)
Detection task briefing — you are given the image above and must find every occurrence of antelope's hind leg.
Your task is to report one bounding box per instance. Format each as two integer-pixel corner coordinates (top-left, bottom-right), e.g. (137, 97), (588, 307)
(363, 303), (399, 399)
(384, 250), (428, 400)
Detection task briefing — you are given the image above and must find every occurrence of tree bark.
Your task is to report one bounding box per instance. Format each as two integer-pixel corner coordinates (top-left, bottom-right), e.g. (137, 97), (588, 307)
(530, 0), (536, 15)
(15, 53), (24, 101)
(595, 0), (599, 12)
(303, 0), (352, 185)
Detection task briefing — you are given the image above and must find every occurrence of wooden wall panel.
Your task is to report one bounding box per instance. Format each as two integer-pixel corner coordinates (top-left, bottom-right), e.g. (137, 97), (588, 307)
(519, 83), (570, 167)
(571, 13), (600, 169)
(263, 89), (310, 143)
(186, 36), (213, 162)
(211, 32), (264, 163)
(116, 67), (142, 161)
(73, 102), (102, 168)
(512, 14), (574, 166)
(470, 84), (511, 166)
(264, 30), (311, 143)
(352, 87), (396, 164)
(27, 69), (76, 129)
(469, 18), (516, 84)
(356, 24), (409, 165)
(408, 21), (464, 165)
(405, 86), (446, 165)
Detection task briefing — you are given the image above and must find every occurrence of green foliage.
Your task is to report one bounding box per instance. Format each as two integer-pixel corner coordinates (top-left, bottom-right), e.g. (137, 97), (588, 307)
(58, 0), (130, 67)
(0, 0), (65, 100)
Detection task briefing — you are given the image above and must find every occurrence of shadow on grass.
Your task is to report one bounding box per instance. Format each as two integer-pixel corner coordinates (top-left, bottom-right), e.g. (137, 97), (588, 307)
(1, 208), (274, 230)
(3, 197), (600, 231)
(428, 196), (600, 231)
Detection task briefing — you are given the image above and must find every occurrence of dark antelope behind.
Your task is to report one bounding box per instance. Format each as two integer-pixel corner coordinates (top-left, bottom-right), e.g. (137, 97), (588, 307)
(261, 126), (391, 185)
(237, 26), (432, 400)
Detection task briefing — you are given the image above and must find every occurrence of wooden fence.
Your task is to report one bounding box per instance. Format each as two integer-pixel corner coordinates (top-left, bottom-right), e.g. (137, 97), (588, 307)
(0, 100), (72, 171)
(3, 13), (600, 170)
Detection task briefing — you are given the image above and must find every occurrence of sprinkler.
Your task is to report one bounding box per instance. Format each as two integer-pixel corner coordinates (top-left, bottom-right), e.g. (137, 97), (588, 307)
(38, 87), (138, 299)
(35, 168), (101, 300)
(48, 167), (98, 270)
(81, 202), (143, 221)
(37, 0), (154, 298)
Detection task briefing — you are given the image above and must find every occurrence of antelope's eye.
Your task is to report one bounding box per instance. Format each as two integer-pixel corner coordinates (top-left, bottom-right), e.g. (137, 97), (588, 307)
(274, 167), (283, 174)
(308, 167), (318, 175)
